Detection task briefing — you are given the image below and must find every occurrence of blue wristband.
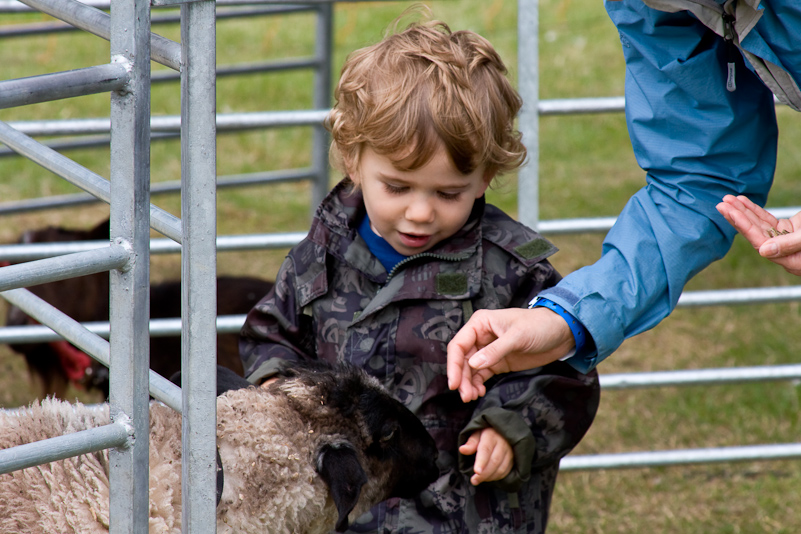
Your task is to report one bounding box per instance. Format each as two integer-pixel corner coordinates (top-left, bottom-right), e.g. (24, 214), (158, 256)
(529, 297), (587, 352)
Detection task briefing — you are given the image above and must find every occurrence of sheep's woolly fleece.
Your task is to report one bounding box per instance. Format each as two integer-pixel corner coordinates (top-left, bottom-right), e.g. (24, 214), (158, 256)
(0, 390), (341, 534)
(2, 360), (446, 534)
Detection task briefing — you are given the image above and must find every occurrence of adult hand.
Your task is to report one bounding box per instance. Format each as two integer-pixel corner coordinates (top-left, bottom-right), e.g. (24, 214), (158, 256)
(458, 427), (513, 486)
(446, 307), (574, 403)
(716, 195), (801, 276)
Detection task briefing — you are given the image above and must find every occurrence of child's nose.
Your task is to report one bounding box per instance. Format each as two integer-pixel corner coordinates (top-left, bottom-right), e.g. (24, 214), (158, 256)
(405, 197), (435, 224)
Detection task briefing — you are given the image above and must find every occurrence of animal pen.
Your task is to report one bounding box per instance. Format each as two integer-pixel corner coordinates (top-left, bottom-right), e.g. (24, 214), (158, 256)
(0, 0), (801, 532)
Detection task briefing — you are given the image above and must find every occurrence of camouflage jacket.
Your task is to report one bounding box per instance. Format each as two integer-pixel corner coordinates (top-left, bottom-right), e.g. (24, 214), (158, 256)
(240, 180), (600, 534)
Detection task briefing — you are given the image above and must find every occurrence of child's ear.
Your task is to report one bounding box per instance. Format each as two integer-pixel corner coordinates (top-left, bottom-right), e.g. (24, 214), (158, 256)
(476, 171), (494, 198)
(345, 159), (361, 186)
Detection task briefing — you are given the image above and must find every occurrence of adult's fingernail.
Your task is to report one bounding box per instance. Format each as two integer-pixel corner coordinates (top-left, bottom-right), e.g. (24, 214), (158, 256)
(468, 353), (487, 369)
(762, 242), (779, 257)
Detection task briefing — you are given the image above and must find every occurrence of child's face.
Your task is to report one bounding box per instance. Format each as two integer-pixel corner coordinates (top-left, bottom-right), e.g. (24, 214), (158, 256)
(350, 145), (490, 256)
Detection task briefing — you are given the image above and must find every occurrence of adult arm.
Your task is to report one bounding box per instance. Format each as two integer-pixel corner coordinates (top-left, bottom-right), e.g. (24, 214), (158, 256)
(448, 0), (778, 397)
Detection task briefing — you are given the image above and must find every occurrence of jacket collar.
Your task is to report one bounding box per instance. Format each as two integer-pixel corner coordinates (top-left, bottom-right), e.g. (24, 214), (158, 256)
(308, 179), (484, 284)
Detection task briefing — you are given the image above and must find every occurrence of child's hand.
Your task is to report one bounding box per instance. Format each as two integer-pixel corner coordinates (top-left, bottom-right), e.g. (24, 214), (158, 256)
(458, 427), (514, 486)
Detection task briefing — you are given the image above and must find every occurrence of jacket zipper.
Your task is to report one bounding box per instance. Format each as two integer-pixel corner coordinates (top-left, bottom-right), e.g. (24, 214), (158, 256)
(684, 0), (737, 92)
(385, 252), (470, 283)
(722, 12), (737, 92)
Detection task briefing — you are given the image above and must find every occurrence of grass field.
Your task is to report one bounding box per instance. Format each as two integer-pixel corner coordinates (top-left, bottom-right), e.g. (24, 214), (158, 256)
(1, 0), (801, 532)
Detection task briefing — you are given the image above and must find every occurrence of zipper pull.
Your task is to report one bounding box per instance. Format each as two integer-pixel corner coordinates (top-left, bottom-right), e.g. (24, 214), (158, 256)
(723, 13), (736, 92)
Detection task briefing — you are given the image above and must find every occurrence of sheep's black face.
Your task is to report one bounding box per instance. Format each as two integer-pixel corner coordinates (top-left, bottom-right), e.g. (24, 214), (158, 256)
(359, 388), (440, 499)
(279, 360), (439, 502)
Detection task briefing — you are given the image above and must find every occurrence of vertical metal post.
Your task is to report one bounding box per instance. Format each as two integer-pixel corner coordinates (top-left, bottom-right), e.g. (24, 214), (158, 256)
(310, 2), (333, 214)
(517, 0), (539, 229)
(180, 0), (217, 532)
(108, 0), (152, 531)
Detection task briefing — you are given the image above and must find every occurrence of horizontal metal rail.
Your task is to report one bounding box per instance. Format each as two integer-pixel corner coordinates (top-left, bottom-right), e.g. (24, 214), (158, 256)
(536, 207), (801, 235)
(0, 62), (130, 109)
(0, 245), (129, 292)
(0, 288), (182, 411)
(560, 442), (801, 471)
(152, 56), (319, 83)
(6, 109), (328, 136)
(0, 120), (182, 242)
(0, 314), (247, 343)
(0, 232), (307, 261)
(0, 418), (133, 475)
(0, 132), (178, 160)
(14, 0), (181, 70)
(0, 0), (320, 10)
(600, 364), (801, 390)
(0, 167), (316, 214)
(0, 5), (315, 37)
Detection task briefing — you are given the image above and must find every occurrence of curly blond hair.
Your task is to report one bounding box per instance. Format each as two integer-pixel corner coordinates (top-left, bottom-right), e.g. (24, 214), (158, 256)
(326, 14), (526, 180)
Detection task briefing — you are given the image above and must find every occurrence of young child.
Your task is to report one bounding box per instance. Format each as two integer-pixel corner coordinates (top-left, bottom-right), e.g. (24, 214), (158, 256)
(240, 15), (600, 534)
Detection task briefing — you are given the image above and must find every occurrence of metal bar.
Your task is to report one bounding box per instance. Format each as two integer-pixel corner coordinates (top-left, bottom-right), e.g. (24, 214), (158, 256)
(0, 420), (133, 475)
(0, 231), (307, 261)
(0, 166), (313, 214)
(0, 245), (129, 292)
(539, 96), (625, 115)
(14, 0), (181, 70)
(309, 2), (332, 214)
(152, 57), (318, 83)
(560, 443), (801, 471)
(6, 109), (329, 136)
(535, 206), (801, 235)
(0, 314), (248, 343)
(180, 0), (218, 530)
(0, 132), (178, 159)
(676, 286), (801, 307)
(0, 5), (315, 37)
(0, 120), (182, 243)
(0, 62), (130, 110)
(0, 166), (312, 214)
(108, 0), (153, 528)
(516, 0), (539, 230)
(1, 287), (113, 365)
(10, 96), (793, 135)
(0, 288), (183, 412)
(0, 0), (388, 10)
(600, 364), (801, 390)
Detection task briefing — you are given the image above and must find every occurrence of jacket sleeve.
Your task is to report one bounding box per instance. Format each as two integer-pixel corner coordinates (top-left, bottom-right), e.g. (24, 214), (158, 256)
(541, 0), (778, 373)
(458, 362), (600, 492)
(458, 256), (599, 492)
(239, 254), (315, 384)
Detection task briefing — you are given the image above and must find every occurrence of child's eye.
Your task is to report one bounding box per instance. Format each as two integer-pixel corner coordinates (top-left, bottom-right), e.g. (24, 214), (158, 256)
(437, 191), (462, 202)
(384, 183), (407, 195)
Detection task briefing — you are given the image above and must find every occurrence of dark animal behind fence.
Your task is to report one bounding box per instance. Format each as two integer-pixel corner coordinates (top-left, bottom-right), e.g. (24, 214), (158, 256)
(2, 218), (274, 399)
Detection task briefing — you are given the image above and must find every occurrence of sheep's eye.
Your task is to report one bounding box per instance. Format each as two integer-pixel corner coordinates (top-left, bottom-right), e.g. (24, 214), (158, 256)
(379, 423), (397, 443)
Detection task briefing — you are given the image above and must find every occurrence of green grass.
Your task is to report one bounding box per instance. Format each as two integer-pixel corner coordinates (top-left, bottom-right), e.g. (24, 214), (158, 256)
(2, 0), (801, 531)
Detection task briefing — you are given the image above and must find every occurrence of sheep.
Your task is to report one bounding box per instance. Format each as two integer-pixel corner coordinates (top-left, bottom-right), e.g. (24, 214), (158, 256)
(2, 217), (274, 399)
(0, 361), (440, 534)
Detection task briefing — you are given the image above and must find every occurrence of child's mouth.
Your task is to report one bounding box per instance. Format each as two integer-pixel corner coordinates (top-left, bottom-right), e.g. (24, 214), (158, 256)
(399, 232), (431, 249)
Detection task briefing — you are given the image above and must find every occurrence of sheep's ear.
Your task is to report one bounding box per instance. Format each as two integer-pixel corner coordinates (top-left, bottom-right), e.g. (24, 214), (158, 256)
(316, 444), (367, 532)
(215, 365), (253, 396)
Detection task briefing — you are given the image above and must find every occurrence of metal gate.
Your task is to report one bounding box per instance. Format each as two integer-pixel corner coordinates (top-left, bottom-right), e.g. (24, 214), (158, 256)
(0, 0), (218, 531)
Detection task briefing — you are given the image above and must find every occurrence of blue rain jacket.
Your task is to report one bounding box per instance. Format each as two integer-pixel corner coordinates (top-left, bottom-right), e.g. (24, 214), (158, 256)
(541, 0), (800, 372)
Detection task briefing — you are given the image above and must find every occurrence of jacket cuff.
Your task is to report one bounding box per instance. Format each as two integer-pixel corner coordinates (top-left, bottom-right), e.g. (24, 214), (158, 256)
(457, 407), (535, 492)
(246, 358), (286, 385)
